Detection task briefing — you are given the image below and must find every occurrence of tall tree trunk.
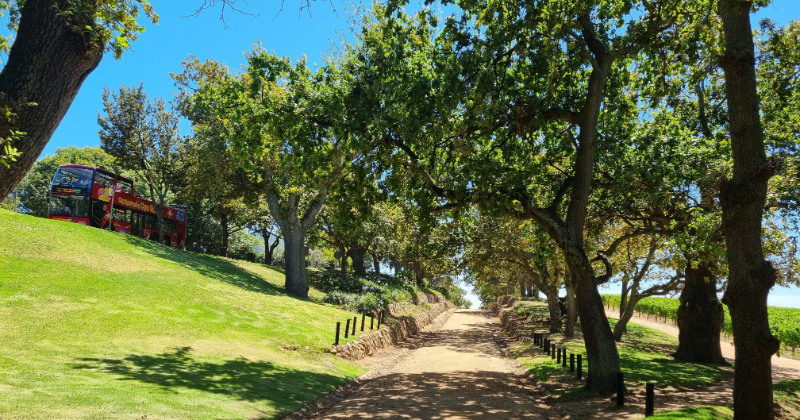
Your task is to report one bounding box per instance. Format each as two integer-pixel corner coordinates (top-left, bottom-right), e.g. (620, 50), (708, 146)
(0, 0), (104, 197)
(528, 281), (538, 298)
(350, 241), (367, 277)
(718, 1), (780, 418)
(282, 223), (309, 297)
(519, 278), (527, 297)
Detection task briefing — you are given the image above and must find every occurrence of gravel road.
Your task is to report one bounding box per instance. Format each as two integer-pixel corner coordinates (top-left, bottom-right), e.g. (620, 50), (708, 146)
(316, 309), (552, 419)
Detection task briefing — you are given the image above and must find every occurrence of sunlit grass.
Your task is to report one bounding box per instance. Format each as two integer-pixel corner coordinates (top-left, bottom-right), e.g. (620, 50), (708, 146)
(649, 406), (733, 419)
(509, 301), (730, 401)
(0, 209), (370, 418)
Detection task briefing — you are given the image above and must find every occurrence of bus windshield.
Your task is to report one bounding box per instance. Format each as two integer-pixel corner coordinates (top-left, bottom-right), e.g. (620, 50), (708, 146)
(52, 166), (93, 190)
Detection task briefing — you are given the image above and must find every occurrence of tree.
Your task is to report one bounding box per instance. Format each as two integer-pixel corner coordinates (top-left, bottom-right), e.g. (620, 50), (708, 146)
(14, 146), (119, 217)
(98, 84), (181, 242)
(0, 0), (157, 198)
(190, 47), (359, 297)
(717, 1), (781, 417)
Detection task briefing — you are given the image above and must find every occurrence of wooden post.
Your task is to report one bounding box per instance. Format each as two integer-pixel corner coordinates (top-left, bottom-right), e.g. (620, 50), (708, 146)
(335, 322), (341, 345)
(361, 314), (365, 332)
(352, 316), (357, 335)
(551, 344), (556, 359)
(557, 347), (561, 364)
(570, 353), (575, 372)
(545, 339), (550, 354)
(562, 348), (567, 368)
(645, 383), (655, 416)
(577, 354), (583, 379)
(370, 315), (374, 330)
(616, 372), (625, 406)
(345, 319), (351, 338)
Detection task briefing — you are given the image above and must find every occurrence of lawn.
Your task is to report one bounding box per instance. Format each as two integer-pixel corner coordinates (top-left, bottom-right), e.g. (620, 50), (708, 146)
(0, 209), (371, 418)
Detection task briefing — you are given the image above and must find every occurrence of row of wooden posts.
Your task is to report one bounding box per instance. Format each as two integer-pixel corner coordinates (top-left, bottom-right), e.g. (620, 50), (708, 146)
(334, 310), (386, 345)
(533, 332), (656, 417)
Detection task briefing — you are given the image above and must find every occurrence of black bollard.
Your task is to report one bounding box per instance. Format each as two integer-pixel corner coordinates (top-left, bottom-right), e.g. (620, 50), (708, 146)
(557, 347), (561, 364)
(616, 372), (625, 406)
(370, 315), (374, 330)
(345, 319), (351, 338)
(645, 383), (655, 416)
(335, 322), (341, 345)
(361, 314), (366, 332)
(569, 353), (575, 372)
(352, 316), (357, 335)
(545, 339), (550, 355)
(562, 349), (567, 368)
(577, 354), (583, 379)
(551, 344), (556, 360)
(534, 333), (539, 346)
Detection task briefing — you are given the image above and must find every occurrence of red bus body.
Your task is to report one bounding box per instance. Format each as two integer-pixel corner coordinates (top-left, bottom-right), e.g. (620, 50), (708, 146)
(47, 164), (186, 247)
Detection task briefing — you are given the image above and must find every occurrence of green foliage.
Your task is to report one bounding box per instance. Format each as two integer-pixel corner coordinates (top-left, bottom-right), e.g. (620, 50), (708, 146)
(649, 406), (733, 419)
(316, 271), (415, 314)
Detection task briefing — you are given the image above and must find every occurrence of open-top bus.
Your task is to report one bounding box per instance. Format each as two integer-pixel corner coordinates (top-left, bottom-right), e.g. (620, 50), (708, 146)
(47, 164), (186, 247)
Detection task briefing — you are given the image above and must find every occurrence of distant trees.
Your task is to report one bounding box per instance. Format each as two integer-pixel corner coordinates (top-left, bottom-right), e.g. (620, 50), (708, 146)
(98, 84), (182, 243)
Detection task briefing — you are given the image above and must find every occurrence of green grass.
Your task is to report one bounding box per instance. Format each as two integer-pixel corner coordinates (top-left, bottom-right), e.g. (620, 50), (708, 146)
(509, 301), (729, 401)
(0, 209), (372, 418)
(649, 406), (733, 419)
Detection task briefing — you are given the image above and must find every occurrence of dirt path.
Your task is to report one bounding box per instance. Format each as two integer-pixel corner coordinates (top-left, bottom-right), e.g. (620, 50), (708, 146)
(315, 309), (554, 419)
(607, 309), (800, 382)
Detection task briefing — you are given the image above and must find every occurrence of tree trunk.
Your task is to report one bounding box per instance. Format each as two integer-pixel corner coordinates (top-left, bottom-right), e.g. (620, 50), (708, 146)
(282, 223), (309, 297)
(219, 211), (229, 257)
(261, 227), (273, 265)
(564, 245), (620, 394)
(529, 282), (538, 299)
(612, 295), (640, 342)
(0, 0), (104, 198)
(350, 241), (367, 277)
(718, 1), (780, 418)
(564, 275), (578, 338)
(339, 245), (349, 278)
(542, 282), (562, 333)
(371, 251), (381, 274)
(674, 262), (726, 364)
(519, 278), (527, 297)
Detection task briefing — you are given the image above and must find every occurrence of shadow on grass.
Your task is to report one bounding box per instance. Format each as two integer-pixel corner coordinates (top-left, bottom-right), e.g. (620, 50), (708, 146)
(73, 346), (345, 415)
(123, 236), (282, 296)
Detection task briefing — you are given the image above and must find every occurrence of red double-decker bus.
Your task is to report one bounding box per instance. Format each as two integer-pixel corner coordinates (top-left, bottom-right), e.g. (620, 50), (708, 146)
(47, 164), (186, 247)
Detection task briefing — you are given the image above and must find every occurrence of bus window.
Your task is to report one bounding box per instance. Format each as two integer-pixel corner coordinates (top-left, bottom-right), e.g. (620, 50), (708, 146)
(94, 172), (115, 188)
(52, 167), (93, 190)
(116, 178), (133, 194)
(48, 195), (88, 218)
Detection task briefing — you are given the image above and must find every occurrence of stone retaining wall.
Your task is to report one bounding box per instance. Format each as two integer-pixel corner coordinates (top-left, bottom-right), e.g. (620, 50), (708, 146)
(330, 294), (454, 360)
(489, 295), (541, 343)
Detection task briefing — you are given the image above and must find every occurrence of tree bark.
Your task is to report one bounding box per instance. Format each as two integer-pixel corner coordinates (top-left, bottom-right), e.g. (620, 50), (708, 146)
(220, 211), (229, 257)
(371, 251), (381, 274)
(282, 222), (308, 297)
(674, 261), (726, 364)
(564, 274), (578, 338)
(612, 295), (640, 342)
(542, 281), (562, 333)
(718, 1), (780, 418)
(350, 241), (368, 277)
(261, 227), (273, 265)
(0, 0), (104, 198)
(519, 278), (528, 298)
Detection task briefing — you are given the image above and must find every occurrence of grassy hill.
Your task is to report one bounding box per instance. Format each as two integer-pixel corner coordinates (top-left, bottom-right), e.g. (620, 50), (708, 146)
(0, 209), (369, 419)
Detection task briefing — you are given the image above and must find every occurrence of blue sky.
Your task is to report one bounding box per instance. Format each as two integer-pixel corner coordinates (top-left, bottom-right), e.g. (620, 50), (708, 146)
(35, 0), (800, 308)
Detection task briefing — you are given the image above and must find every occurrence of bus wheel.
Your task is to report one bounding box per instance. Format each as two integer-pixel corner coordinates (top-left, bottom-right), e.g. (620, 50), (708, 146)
(149, 233), (158, 241)
(163, 238), (171, 247)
